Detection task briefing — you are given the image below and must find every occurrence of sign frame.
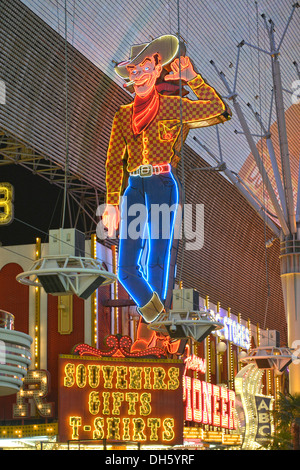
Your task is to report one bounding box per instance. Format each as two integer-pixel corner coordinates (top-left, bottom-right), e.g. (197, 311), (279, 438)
(58, 355), (184, 446)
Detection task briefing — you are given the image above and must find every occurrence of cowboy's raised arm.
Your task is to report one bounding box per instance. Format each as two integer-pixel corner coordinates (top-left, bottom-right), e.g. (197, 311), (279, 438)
(165, 56), (231, 127)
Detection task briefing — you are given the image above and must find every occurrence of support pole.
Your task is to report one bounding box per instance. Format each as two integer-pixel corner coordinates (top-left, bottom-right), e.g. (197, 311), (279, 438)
(246, 103), (288, 220)
(209, 60), (290, 236)
(271, 52), (296, 234)
(192, 137), (281, 237)
(261, 5), (300, 392)
(296, 157), (300, 223)
(262, 9), (298, 234)
(280, 241), (300, 394)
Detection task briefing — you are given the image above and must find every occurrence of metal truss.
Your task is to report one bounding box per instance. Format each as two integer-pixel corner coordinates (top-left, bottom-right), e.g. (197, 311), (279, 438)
(196, 3), (300, 394)
(193, 3), (299, 241)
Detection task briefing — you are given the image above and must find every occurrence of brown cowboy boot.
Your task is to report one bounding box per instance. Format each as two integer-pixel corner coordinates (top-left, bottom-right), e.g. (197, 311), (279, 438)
(138, 291), (164, 323)
(131, 318), (156, 352)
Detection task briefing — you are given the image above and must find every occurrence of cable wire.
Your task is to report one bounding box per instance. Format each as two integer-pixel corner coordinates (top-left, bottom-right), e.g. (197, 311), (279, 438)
(62, 0), (70, 228)
(176, 0), (186, 286)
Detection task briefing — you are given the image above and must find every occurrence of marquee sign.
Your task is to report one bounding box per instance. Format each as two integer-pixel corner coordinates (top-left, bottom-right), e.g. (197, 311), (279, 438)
(58, 356), (184, 445)
(254, 396), (273, 445)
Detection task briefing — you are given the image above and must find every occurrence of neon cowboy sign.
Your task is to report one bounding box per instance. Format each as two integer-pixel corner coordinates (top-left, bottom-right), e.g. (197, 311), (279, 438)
(102, 33), (232, 335)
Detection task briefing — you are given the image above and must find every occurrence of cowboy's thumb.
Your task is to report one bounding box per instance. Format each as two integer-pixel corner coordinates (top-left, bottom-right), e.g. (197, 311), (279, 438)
(164, 73), (179, 81)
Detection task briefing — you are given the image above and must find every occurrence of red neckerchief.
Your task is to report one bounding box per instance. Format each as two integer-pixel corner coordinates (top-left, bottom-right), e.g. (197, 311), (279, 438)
(131, 83), (189, 135)
(132, 87), (160, 135)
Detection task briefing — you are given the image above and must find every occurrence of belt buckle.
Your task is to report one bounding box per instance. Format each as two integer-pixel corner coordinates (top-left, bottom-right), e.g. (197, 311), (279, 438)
(140, 164), (153, 177)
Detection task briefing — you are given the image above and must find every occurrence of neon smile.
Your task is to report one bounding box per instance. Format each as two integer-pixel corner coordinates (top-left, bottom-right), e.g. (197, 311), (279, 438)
(135, 76), (151, 87)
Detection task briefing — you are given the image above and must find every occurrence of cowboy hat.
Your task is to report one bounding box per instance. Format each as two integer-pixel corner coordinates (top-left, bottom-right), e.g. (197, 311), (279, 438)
(114, 34), (180, 79)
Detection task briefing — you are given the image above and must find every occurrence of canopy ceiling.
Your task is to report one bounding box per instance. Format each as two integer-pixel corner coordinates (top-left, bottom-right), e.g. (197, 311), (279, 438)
(0, 0), (299, 232)
(21, 0), (299, 175)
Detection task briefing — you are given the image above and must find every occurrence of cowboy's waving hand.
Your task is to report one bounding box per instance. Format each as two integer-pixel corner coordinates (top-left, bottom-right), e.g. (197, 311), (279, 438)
(164, 56), (197, 83)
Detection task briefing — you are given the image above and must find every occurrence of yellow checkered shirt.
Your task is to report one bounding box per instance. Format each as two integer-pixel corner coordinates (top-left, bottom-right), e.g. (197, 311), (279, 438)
(105, 74), (231, 205)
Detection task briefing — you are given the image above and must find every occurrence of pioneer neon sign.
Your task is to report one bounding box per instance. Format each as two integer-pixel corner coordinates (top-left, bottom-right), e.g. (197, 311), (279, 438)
(58, 357), (184, 445)
(183, 376), (237, 430)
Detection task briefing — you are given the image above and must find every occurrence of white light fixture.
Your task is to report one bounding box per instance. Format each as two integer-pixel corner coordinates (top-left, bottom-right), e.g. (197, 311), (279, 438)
(217, 341), (227, 354)
(16, 229), (116, 299)
(238, 350), (248, 361)
(151, 307), (223, 343)
(239, 346), (293, 374)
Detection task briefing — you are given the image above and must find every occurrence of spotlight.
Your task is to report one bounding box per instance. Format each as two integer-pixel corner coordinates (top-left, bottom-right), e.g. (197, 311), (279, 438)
(239, 346), (293, 373)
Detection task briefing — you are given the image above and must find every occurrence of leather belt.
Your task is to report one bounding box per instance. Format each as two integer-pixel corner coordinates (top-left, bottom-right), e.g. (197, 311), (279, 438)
(130, 163), (171, 177)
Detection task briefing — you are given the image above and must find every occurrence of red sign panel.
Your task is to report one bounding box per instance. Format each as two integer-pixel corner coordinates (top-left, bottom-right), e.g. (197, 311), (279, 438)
(58, 356), (184, 445)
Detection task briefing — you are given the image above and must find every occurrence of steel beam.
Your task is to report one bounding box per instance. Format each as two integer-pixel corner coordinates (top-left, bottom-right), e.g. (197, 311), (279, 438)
(246, 102), (288, 220)
(209, 60), (290, 236)
(261, 8), (298, 234)
(192, 136), (281, 237)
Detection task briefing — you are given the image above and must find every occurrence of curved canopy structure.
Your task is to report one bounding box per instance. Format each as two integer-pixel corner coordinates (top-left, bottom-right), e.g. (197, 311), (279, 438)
(0, 0), (298, 221)
(19, 0), (299, 197)
(0, 310), (32, 396)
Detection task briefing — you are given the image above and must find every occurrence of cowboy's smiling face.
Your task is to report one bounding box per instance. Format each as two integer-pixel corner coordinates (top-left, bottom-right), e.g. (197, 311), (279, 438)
(127, 55), (162, 97)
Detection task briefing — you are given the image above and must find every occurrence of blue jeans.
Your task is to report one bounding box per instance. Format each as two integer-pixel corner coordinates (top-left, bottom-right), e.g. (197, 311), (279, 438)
(118, 170), (182, 310)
